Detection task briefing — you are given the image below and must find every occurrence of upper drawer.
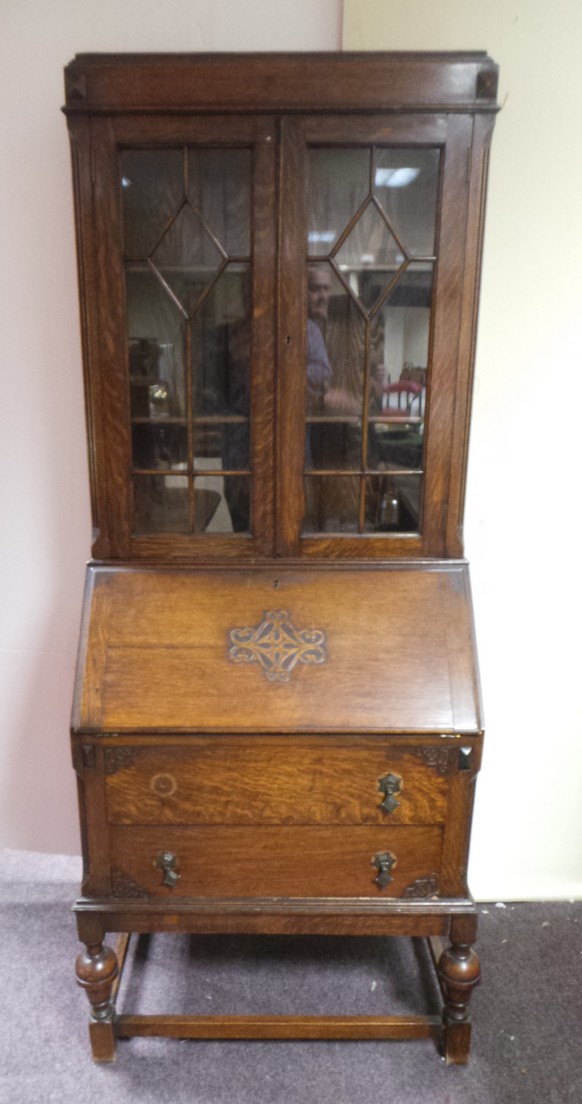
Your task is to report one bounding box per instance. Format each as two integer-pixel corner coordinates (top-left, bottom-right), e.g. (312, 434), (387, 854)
(104, 742), (451, 827)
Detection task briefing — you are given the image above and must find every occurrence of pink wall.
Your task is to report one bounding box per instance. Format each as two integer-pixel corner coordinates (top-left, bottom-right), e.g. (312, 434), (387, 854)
(0, 1), (342, 854)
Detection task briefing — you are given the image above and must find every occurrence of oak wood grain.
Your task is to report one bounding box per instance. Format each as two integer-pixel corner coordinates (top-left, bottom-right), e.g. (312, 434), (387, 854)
(104, 743), (449, 826)
(115, 1013), (441, 1041)
(109, 823), (443, 898)
(75, 563), (481, 734)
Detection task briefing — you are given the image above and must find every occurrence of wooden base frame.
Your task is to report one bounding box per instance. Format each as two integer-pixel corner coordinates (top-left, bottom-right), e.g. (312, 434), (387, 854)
(74, 902), (480, 1066)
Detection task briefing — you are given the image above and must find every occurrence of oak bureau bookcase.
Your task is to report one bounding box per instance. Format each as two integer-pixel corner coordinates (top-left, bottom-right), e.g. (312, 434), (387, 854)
(63, 52), (498, 1063)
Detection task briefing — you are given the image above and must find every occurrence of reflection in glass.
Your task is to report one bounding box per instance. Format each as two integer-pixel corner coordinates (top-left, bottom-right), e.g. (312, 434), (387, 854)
(124, 146), (253, 538)
(374, 148), (439, 256)
(306, 264), (363, 471)
(131, 422), (186, 472)
(305, 263), (385, 476)
(121, 149), (183, 258)
(133, 475), (190, 533)
(302, 477), (360, 534)
(308, 148), (370, 257)
(364, 474), (422, 533)
(336, 202), (404, 311)
(193, 422), (250, 471)
(188, 149), (251, 257)
(191, 264), (251, 418)
(151, 205), (224, 317)
(126, 271), (186, 418)
(303, 145), (438, 537)
(194, 474), (250, 534)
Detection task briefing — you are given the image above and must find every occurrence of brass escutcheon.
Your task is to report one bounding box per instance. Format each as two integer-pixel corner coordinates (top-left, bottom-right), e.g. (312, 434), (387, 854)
(377, 772), (402, 815)
(155, 851), (181, 888)
(372, 851), (397, 890)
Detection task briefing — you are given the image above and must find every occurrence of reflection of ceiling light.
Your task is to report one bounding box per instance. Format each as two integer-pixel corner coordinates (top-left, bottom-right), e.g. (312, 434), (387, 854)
(121, 176), (132, 188)
(308, 231), (335, 243)
(375, 167), (420, 188)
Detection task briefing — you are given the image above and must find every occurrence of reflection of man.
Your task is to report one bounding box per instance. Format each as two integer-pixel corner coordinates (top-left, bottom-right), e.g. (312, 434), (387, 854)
(305, 264), (385, 531)
(307, 266), (332, 409)
(308, 264), (332, 326)
(307, 264), (381, 416)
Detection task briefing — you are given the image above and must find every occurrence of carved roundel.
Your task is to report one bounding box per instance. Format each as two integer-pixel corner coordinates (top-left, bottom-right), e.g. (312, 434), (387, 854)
(149, 773), (178, 797)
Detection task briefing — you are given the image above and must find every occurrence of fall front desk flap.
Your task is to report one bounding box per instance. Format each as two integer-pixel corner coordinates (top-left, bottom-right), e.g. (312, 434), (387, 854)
(73, 564), (481, 735)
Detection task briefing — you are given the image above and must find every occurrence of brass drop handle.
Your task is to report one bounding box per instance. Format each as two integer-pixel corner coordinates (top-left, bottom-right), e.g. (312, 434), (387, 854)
(373, 851), (397, 890)
(378, 771), (402, 815)
(156, 851), (181, 888)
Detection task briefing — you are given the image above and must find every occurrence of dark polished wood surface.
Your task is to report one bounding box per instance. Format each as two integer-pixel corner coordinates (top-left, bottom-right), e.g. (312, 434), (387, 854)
(63, 52), (499, 114)
(65, 51), (496, 1064)
(65, 53), (497, 562)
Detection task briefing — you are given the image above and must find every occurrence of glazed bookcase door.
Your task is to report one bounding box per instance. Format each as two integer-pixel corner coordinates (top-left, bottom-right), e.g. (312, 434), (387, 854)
(81, 115), (276, 560)
(277, 114), (475, 559)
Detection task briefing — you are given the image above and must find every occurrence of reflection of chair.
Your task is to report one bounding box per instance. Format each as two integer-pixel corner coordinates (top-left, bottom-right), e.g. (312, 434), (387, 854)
(383, 379), (423, 419)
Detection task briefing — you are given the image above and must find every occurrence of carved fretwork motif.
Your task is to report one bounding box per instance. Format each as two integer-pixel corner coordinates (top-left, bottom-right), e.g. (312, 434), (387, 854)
(104, 748), (137, 775)
(227, 610), (327, 683)
(402, 875), (440, 899)
(412, 748), (455, 776)
(111, 870), (151, 898)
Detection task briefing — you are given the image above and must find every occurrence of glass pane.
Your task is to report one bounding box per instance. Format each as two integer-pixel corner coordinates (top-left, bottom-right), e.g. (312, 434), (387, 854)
(125, 148), (254, 539)
(302, 476), (360, 533)
(370, 423), (423, 472)
(131, 422), (187, 471)
(374, 149), (440, 257)
(369, 263), (431, 490)
(193, 422), (250, 471)
(303, 145), (437, 540)
(336, 201), (405, 311)
(194, 474), (250, 534)
(192, 264), (251, 417)
(188, 149), (251, 257)
(121, 149), (183, 258)
(308, 148), (370, 256)
(377, 264), (432, 441)
(306, 264), (365, 470)
(364, 474), (422, 533)
(126, 269), (186, 417)
(385, 262), (433, 309)
(133, 475), (190, 533)
(151, 204), (225, 317)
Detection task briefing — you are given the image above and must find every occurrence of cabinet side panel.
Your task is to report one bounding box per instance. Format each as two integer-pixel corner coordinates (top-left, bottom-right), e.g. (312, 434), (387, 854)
(446, 114), (496, 557)
(67, 117), (111, 558)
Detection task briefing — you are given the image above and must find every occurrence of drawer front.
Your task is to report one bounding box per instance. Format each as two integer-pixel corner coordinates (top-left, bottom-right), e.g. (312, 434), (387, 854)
(109, 825), (443, 899)
(104, 744), (450, 827)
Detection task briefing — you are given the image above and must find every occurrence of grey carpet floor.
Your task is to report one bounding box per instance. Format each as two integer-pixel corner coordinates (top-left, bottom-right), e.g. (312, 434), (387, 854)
(0, 850), (580, 1104)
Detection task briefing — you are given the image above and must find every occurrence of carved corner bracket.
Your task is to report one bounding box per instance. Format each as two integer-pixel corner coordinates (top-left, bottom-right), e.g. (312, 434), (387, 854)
(411, 748), (455, 776)
(402, 875), (440, 899)
(111, 870), (151, 899)
(104, 748), (137, 776)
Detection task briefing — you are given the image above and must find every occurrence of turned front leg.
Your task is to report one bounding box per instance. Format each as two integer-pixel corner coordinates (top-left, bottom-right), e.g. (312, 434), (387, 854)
(75, 942), (119, 1062)
(437, 915), (481, 1065)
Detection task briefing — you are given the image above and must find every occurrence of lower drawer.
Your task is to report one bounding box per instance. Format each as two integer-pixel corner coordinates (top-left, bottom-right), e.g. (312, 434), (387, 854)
(109, 825), (443, 900)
